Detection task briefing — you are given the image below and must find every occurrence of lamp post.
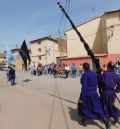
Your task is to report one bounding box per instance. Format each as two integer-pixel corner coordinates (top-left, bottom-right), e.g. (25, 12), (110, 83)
(110, 25), (114, 36)
(108, 25), (114, 53)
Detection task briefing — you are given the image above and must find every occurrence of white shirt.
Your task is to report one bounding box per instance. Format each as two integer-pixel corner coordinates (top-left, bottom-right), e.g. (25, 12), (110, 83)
(65, 66), (70, 71)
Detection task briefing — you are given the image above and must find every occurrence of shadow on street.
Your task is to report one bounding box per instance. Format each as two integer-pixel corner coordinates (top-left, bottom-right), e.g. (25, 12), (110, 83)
(68, 107), (104, 129)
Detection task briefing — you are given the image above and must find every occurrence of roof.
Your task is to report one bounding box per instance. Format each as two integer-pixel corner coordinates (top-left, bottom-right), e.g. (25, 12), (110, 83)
(4, 48), (31, 53)
(65, 9), (120, 33)
(30, 36), (58, 43)
(11, 48), (31, 52)
(65, 17), (101, 32)
(0, 53), (6, 58)
(104, 9), (120, 15)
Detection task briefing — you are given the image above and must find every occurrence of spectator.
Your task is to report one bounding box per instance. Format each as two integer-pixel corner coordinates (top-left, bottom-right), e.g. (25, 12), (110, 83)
(78, 64), (83, 76)
(71, 63), (77, 78)
(9, 66), (16, 85)
(65, 64), (70, 79)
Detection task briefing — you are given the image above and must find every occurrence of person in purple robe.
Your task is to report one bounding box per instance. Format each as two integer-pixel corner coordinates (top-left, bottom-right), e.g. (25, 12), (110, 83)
(98, 62), (120, 124)
(78, 63), (111, 129)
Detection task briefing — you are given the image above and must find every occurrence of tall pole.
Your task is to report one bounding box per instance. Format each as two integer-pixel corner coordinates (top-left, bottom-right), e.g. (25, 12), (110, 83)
(57, 2), (100, 72)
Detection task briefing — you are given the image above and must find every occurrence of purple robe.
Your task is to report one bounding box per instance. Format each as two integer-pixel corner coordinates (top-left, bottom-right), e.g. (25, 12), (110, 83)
(78, 70), (106, 120)
(98, 70), (120, 124)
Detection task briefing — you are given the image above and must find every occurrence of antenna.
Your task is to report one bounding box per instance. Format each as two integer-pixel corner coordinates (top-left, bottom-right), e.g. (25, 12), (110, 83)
(89, 6), (96, 17)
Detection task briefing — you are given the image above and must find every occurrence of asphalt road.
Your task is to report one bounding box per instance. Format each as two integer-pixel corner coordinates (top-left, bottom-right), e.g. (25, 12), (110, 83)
(0, 71), (119, 129)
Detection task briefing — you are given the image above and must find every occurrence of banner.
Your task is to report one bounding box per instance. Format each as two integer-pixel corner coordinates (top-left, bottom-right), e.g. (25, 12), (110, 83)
(19, 40), (31, 69)
(6, 44), (15, 68)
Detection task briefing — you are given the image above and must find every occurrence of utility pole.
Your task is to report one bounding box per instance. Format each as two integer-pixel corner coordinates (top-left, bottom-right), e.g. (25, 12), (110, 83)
(57, 2), (100, 72)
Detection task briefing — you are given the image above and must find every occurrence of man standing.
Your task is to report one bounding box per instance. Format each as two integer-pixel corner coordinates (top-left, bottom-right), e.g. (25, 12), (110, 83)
(6, 66), (10, 81)
(98, 62), (120, 124)
(78, 63), (111, 129)
(9, 66), (16, 85)
(71, 63), (77, 78)
(65, 64), (70, 79)
(78, 64), (83, 76)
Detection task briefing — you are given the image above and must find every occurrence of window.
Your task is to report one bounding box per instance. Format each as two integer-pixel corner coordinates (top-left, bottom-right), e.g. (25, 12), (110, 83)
(38, 56), (41, 60)
(38, 48), (41, 52)
(38, 41), (41, 44)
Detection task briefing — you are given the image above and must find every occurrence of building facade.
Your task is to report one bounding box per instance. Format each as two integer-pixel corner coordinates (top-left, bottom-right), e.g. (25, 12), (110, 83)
(0, 53), (6, 69)
(0, 53), (6, 64)
(30, 36), (67, 66)
(62, 9), (120, 67)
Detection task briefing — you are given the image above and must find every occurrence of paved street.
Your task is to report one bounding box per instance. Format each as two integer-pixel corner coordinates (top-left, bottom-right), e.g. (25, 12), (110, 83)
(0, 71), (119, 129)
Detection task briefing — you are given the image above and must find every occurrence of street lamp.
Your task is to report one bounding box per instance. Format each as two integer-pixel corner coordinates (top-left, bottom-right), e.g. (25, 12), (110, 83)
(110, 25), (114, 36)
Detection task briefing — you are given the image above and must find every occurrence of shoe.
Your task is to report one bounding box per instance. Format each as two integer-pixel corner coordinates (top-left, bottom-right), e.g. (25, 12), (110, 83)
(79, 117), (87, 126)
(105, 121), (111, 129)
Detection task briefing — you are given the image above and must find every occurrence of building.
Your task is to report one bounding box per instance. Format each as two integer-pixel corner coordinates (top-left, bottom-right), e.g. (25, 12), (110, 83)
(0, 53), (6, 64)
(30, 36), (67, 66)
(0, 53), (6, 69)
(62, 9), (120, 67)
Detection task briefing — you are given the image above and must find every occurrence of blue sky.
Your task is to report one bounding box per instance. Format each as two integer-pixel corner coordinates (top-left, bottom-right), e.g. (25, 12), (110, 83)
(0, 0), (120, 52)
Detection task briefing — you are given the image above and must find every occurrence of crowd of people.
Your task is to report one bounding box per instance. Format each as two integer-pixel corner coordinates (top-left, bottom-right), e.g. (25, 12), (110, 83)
(30, 63), (83, 78)
(30, 62), (120, 79)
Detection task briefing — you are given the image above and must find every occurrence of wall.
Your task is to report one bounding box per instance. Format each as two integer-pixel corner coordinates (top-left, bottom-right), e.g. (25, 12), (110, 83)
(0, 57), (4, 63)
(104, 12), (120, 54)
(65, 17), (103, 58)
(31, 39), (60, 66)
(100, 54), (120, 65)
(40, 40), (59, 65)
(61, 57), (91, 67)
(15, 56), (23, 71)
(62, 54), (120, 68)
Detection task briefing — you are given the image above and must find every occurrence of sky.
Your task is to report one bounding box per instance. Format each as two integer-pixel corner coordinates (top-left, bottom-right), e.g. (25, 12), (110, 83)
(0, 0), (120, 52)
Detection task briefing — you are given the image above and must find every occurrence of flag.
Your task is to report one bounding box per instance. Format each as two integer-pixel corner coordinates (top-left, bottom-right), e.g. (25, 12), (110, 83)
(19, 40), (31, 69)
(6, 44), (15, 68)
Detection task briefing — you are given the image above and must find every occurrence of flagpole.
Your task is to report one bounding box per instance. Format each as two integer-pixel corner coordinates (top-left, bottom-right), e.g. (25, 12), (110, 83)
(21, 64), (25, 86)
(21, 69), (23, 86)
